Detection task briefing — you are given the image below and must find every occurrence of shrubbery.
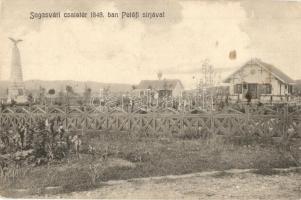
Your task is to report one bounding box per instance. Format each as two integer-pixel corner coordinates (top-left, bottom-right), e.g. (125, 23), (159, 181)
(0, 120), (77, 173)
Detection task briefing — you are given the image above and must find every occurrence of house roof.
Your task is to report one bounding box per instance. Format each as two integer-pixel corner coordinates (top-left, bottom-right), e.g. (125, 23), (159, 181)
(136, 79), (184, 90)
(224, 58), (295, 84)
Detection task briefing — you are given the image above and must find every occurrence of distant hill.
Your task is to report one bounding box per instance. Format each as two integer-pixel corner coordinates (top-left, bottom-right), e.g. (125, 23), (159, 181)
(0, 80), (133, 97)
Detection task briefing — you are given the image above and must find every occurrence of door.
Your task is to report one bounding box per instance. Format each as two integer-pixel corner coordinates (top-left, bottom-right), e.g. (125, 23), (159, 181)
(248, 84), (258, 99)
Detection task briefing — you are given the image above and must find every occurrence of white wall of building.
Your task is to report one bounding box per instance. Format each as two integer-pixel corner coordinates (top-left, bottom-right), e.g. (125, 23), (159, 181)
(229, 63), (290, 98)
(172, 82), (184, 97)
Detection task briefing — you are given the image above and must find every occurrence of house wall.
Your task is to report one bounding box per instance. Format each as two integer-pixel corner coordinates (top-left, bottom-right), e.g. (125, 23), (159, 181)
(172, 82), (184, 97)
(229, 63), (290, 98)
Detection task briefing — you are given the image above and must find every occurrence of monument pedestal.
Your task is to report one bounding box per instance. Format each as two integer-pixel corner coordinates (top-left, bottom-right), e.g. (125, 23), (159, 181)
(8, 82), (27, 103)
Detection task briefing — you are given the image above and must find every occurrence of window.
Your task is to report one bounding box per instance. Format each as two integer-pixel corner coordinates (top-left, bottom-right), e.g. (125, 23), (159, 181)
(234, 84), (242, 94)
(288, 85), (293, 94)
(261, 84), (272, 94)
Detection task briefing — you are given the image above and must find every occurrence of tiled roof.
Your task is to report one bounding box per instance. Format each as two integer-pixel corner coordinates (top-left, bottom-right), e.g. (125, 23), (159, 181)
(224, 58), (295, 84)
(137, 79), (184, 90)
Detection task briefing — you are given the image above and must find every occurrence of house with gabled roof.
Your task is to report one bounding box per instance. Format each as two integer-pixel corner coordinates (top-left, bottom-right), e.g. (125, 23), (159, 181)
(134, 79), (184, 98)
(223, 58), (295, 102)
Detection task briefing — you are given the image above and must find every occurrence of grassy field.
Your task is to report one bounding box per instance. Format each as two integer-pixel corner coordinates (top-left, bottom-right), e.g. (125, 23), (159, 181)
(43, 168), (301, 199)
(0, 130), (300, 197)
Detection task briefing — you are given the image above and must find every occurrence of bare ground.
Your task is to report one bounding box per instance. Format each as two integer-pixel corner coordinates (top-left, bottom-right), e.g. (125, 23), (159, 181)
(38, 168), (301, 199)
(1, 132), (300, 199)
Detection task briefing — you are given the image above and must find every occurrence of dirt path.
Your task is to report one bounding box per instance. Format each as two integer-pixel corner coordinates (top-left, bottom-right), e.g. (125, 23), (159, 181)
(38, 168), (301, 199)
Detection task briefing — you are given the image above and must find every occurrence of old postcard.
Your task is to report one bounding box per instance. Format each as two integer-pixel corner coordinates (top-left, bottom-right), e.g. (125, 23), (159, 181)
(0, 0), (301, 199)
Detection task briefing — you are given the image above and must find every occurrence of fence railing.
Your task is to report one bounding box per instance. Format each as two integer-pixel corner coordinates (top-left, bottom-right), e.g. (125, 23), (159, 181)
(0, 105), (301, 139)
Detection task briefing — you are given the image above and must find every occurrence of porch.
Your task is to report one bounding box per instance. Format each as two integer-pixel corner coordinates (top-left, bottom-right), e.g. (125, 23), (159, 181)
(228, 94), (293, 104)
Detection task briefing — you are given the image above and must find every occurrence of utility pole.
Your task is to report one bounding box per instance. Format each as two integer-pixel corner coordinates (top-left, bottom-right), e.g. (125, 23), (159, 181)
(201, 59), (215, 110)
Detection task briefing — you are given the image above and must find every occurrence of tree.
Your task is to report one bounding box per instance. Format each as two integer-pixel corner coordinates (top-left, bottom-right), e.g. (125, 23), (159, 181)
(66, 85), (74, 94)
(39, 86), (46, 104)
(48, 89), (56, 105)
(48, 89), (55, 95)
(66, 85), (73, 105)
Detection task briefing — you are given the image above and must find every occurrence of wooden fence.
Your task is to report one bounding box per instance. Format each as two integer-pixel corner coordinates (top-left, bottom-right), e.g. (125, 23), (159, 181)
(0, 105), (301, 138)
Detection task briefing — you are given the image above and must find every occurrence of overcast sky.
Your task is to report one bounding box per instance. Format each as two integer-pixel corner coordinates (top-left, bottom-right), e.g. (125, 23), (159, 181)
(0, 0), (301, 89)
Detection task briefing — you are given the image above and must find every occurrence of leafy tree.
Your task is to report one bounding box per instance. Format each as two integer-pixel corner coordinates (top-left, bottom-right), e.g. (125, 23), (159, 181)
(39, 86), (46, 104)
(65, 85), (74, 105)
(48, 89), (56, 105)
(66, 85), (74, 94)
(48, 89), (55, 95)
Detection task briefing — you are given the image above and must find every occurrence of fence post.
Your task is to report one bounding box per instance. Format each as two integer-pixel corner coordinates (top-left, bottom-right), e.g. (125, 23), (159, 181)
(180, 114), (184, 136)
(64, 105), (68, 130)
(129, 114), (132, 132)
(106, 114), (109, 129)
(116, 115), (119, 131)
(84, 106), (87, 130)
(281, 105), (288, 140)
(165, 116), (169, 136)
(140, 115), (143, 132)
(153, 114), (156, 135)
(210, 111), (214, 136)
(245, 104), (250, 128)
(30, 112), (32, 128)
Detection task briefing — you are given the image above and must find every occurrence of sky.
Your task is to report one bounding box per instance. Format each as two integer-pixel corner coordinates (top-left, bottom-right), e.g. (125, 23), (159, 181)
(0, 0), (301, 89)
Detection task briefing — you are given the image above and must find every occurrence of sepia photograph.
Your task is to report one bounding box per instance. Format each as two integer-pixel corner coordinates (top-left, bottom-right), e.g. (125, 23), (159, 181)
(0, 0), (301, 199)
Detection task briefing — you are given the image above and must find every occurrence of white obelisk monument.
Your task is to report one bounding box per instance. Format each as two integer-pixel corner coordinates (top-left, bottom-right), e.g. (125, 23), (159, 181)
(8, 37), (26, 103)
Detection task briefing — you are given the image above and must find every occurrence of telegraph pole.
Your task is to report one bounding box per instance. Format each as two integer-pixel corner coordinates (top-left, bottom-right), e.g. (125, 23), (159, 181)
(201, 59), (215, 110)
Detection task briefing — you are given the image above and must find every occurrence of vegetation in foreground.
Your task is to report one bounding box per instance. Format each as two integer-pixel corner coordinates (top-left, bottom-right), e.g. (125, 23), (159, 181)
(0, 127), (300, 197)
